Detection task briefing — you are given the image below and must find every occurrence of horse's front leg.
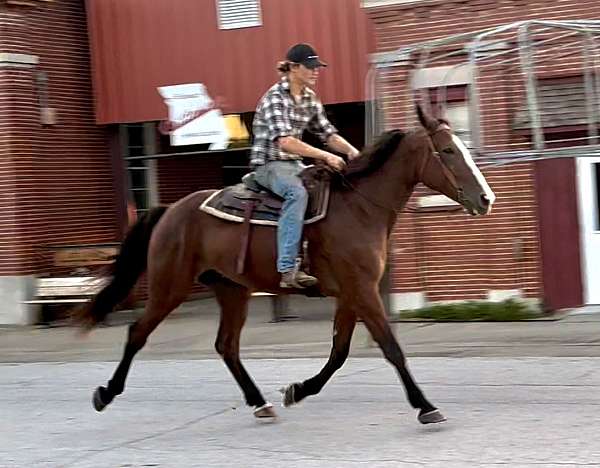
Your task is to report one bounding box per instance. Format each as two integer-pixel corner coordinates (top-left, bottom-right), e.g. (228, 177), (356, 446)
(281, 304), (356, 406)
(357, 285), (446, 424)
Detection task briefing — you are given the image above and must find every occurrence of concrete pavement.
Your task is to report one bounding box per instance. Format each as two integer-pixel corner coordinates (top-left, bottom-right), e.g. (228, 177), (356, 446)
(2, 358), (600, 467)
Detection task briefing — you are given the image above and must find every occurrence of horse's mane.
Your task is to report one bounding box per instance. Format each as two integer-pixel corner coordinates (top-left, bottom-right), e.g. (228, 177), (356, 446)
(343, 129), (405, 180)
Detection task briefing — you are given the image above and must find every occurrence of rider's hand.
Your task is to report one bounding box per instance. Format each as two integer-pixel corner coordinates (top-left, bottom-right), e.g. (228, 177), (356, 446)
(324, 153), (347, 171)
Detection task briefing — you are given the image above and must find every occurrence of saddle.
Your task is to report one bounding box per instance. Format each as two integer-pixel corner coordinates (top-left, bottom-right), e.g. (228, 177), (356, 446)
(199, 165), (333, 226)
(199, 165), (333, 275)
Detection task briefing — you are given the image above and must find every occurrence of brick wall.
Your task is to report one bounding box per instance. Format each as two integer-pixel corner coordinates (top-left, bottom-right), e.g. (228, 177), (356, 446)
(366, 0), (600, 306)
(368, 0), (598, 52)
(0, 1), (118, 276)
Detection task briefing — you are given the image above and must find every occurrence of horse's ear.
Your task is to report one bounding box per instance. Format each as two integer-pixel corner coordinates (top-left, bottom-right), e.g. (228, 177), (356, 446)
(416, 103), (438, 132)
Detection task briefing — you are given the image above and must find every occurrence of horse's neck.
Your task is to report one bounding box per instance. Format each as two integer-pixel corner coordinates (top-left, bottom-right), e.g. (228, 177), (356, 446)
(347, 142), (418, 223)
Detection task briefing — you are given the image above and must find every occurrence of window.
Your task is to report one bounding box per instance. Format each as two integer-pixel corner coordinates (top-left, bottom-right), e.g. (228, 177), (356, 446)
(121, 123), (158, 216)
(216, 0), (262, 30)
(444, 103), (472, 148)
(427, 85), (472, 148)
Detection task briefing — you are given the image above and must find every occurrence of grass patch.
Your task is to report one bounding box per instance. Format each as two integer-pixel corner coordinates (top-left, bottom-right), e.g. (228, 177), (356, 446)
(399, 299), (539, 321)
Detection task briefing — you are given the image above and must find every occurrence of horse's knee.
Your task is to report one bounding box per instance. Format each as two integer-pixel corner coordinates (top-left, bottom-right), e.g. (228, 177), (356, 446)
(127, 322), (147, 351)
(331, 345), (350, 370)
(380, 339), (406, 366)
(214, 338), (225, 357)
(361, 319), (406, 365)
(215, 336), (237, 360)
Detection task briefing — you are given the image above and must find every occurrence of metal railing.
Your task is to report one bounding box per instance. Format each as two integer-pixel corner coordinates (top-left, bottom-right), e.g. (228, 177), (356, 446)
(366, 20), (600, 167)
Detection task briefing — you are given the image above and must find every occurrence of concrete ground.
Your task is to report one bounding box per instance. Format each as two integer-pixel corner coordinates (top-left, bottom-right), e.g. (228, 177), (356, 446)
(2, 358), (600, 468)
(1, 296), (599, 467)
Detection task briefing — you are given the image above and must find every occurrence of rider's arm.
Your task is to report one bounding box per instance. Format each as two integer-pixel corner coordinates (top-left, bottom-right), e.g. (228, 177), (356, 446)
(307, 100), (358, 160)
(277, 136), (335, 162)
(265, 92), (345, 169)
(326, 134), (360, 160)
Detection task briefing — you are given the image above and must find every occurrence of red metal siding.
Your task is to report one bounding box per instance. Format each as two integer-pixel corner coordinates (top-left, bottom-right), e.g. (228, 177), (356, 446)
(86, 0), (374, 124)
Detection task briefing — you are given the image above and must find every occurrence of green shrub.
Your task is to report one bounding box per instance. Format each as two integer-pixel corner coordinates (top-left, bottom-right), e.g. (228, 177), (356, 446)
(400, 299), (538, 321)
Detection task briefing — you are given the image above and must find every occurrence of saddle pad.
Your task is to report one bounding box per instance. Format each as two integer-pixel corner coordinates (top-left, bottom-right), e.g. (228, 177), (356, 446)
(199, 168), (331, 226)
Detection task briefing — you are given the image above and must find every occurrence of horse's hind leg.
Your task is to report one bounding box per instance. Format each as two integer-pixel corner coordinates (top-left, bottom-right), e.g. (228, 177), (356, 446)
(93, 261), (196, 412)
(213, 280), (275, 419)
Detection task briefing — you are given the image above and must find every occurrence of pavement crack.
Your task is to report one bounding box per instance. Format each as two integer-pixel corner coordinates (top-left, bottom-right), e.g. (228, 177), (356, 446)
(57, 407), (233, 468)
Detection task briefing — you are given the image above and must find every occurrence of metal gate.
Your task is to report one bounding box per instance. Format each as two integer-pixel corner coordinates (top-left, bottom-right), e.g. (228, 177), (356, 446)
(367, 20), (600, 163)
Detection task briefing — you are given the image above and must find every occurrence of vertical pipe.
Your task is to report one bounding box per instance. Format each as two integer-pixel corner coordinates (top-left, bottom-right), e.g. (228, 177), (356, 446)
(583, 38), (598, 144)
(468, 43), (484, 152)
(585, 33), (600, 144)
(518, 24), (545, 151)
(365, 66), (377, 146)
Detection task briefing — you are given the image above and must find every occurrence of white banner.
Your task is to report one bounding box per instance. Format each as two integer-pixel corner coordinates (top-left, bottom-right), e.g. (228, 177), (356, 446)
(157, 83), (229, 150)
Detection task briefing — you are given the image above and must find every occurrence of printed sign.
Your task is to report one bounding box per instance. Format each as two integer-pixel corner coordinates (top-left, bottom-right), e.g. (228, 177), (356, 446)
(158, 83), (229, 150)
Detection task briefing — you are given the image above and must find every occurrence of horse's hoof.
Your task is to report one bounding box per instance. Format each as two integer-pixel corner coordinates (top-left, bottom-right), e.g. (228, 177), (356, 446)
(254, 402), (277, 419)
(93, 386), (109, 412)
(418, 409), (446, 424)
(280, 383), (299, 407)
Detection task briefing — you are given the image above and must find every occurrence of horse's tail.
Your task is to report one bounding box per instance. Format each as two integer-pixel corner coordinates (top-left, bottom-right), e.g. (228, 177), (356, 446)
(73, 206), (168, 329)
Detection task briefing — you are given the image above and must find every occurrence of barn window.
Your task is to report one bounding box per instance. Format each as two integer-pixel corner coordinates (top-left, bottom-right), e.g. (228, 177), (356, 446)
(412, 65), (475, 149)
(216, 0), (262, 30)
(427, 85), (472, 148)
(513, 75), (598, 149)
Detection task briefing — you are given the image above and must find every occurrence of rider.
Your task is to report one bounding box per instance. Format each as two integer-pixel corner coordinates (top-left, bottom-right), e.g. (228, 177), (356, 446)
(250, 43), (360, 289)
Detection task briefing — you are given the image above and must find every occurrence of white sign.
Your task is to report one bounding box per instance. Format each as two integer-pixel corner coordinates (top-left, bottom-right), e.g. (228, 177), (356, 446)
(157, 83), (229, 150)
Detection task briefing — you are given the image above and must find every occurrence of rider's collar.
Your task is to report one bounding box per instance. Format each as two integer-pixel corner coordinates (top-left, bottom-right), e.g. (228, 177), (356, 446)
(279, 77), (311, 100)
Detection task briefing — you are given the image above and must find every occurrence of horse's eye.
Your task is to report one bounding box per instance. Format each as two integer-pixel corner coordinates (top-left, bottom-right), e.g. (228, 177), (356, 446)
(441, 148), (454, 155)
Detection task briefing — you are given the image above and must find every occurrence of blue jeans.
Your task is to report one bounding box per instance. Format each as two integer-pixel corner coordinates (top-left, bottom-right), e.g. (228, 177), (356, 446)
(254, 160), (308, 273)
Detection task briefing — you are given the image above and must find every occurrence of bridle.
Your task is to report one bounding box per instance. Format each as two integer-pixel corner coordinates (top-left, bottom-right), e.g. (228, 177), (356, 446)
(420, 123), (464, 205)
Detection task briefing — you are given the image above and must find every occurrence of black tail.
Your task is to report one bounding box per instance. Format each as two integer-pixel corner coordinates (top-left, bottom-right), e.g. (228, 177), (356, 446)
(74, 206), (168, 328)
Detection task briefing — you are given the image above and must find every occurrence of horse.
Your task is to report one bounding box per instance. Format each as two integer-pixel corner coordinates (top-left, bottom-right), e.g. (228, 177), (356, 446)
(76, 104), (495, 424)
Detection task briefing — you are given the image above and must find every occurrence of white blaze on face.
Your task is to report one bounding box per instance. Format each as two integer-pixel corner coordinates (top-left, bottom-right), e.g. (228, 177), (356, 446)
(451, 134), (496, 213)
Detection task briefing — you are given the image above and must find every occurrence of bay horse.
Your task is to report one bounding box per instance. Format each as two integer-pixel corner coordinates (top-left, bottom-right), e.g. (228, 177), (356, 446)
(77, 105), (495, 425)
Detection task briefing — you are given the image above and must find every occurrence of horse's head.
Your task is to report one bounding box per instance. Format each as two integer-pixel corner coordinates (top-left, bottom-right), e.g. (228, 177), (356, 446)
(415, 104), (495, 215)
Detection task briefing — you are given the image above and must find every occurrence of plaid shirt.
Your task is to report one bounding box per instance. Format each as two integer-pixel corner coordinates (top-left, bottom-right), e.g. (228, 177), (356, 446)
(250, 78), (337, 167)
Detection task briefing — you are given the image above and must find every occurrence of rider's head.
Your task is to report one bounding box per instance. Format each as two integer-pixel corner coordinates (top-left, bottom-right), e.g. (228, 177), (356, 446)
(277, 43), (327, 89)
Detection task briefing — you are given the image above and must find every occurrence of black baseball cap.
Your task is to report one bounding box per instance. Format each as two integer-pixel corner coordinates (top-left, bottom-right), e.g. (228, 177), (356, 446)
(286, 43), (327, 69)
